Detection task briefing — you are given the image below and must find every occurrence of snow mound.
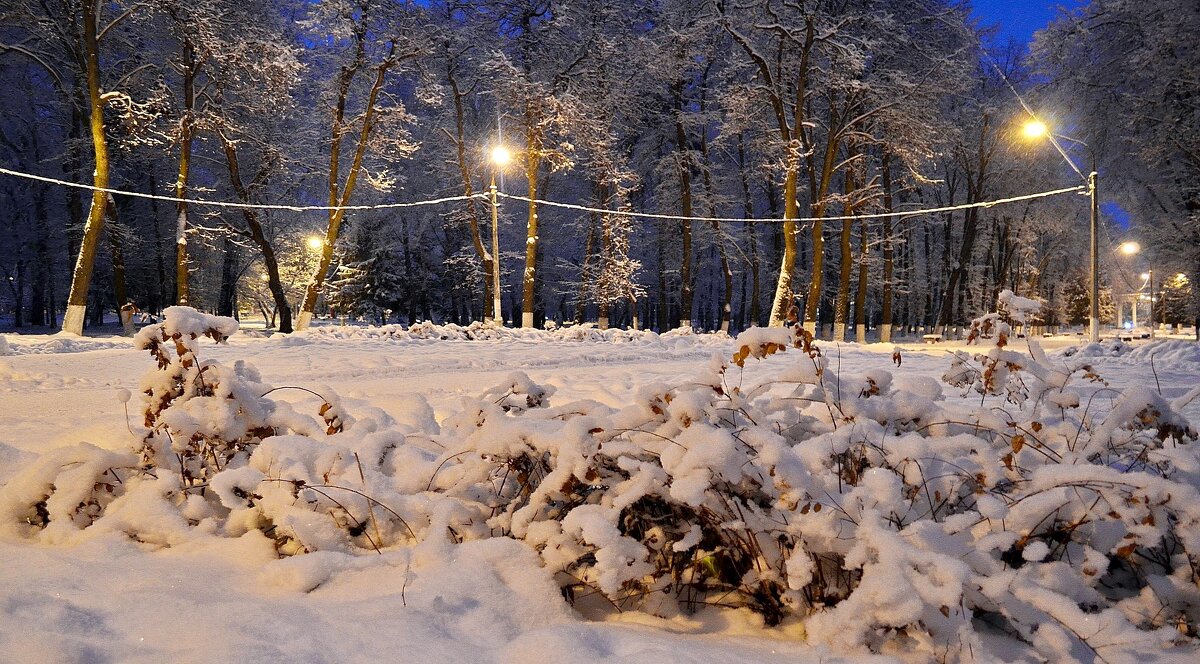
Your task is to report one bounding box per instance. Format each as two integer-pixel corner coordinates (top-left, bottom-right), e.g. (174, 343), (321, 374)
(1126, 339), (1200, 365)
(296, 320), (730, 348)
(2, 335), (131, 355)
(1057, 339), (1130, 358)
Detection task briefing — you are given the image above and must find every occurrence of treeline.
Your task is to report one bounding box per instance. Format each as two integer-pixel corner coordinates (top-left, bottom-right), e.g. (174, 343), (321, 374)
(0, 0), (1194, 336)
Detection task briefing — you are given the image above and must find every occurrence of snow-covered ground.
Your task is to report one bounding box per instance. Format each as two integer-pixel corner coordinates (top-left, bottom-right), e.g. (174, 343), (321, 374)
(1, 320), (1198, 663)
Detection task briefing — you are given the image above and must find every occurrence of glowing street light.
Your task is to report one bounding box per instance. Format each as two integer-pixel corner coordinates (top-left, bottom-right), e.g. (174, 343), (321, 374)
(490, 145), (513, 168)
(1021, 120), (1048, 139)
(1121, 238), (1156, 338)
(1021, 117), (1099, 342)
(306, 236), (323, 252)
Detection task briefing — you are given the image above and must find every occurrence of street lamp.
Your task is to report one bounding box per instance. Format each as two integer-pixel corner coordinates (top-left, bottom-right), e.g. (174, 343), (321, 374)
(1120, 241), (1155, 337)
(1022, 118), (1100, 342)
(1021, 120), (1049, 140)
(1140, 270), (1156, 338)
(488, 145), (512, 326)
(306, 235), (323, 252)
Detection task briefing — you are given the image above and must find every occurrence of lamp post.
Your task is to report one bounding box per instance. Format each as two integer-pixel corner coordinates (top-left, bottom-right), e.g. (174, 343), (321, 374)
(489, 145), (512, 326)
(1141, 270), (1155, 338)
(1119, 241), (1157, 338)
(1022, 120), (1100, 342)
(1120, 241), (1142, 328)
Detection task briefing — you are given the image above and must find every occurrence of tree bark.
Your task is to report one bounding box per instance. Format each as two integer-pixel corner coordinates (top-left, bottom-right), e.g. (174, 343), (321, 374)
(854, 215), (868, 343)
(699, 129), (732, 333)
(104, 195), (131, 334)
(880, 150), (895, 342)
(174, 39), (196, 306)
(672, 80), (695, 329)
(801, 104), (841, 335)
(220, 135), (293, 333)
(447, 68), (493, 321)
(148, 171), (168, 315)
(298, 38), (396, 330)
(520, 119), (543, 328)
(218, 236), (237, 317)
(939, 116), (993, 331)
(834, 152), (855, 342)
(737, 136), (761, 327)
(63, 0), (111, 335)
(576, 209), (597, 323)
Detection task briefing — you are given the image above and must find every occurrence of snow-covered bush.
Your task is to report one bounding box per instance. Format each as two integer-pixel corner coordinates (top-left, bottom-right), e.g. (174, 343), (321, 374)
(1, 303), (1198, 662)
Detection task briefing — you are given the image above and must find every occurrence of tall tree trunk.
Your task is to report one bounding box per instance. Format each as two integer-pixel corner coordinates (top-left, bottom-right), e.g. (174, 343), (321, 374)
(596, 182), (614, 329)
(576, 210), (597, 323)
(63, 0), (111, 335)
(672, 80), (695, 329)
(939, 117), (993, 332)
(298, 39), (396, 330)
(520, 123), (543, 328)
(218, 236), (237, 317)
(699, 132), (732, 333)
(104, 196), (131, 334)
(174, 40), (196, 305)
(447, 68), (493, 321)
(854, 216), (868, 343)
(880, 150), (895, 342)
(220, 135), (293, 333)
(801, 120), (840, 334)
(148, 171), (168, 315)
(834, 154), (855, 342)
(769, 161), (799, 327)
(737, 136), (761, 327)
(656, 219), (668, 332)
(697, 66), (732, 333)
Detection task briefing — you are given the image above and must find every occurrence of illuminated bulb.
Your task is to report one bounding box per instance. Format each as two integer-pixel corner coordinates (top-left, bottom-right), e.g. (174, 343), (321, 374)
(1021, 120), (1048, 139)
(1119, 241), (1141, 255)
(306, 236), (323, 251)
(491, 145), (512, 167)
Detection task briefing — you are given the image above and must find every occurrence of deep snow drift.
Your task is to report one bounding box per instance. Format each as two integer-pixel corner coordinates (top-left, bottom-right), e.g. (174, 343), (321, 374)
(0, 311), (1198, 663)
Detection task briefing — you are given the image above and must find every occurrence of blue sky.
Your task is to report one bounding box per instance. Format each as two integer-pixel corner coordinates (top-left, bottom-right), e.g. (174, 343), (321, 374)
(971, 0), (1083, 45)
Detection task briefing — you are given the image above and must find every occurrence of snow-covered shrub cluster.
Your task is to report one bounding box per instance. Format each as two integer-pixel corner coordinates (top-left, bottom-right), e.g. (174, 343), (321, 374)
(2, 304), (1198, 662)
(295, 318), (725, 346)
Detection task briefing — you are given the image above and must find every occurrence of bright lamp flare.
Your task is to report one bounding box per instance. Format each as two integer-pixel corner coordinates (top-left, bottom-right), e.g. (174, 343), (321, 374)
(306, 236), (323, 251)
(490, 145), (512, 167)
(1119, 241), (1141, 255)
(1141, 272), (1151, 280)
(1022, 120), (1048, 139)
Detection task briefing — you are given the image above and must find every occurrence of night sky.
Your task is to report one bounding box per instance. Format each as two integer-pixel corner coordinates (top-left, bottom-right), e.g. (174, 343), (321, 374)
(971, 0), (1084, 45)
